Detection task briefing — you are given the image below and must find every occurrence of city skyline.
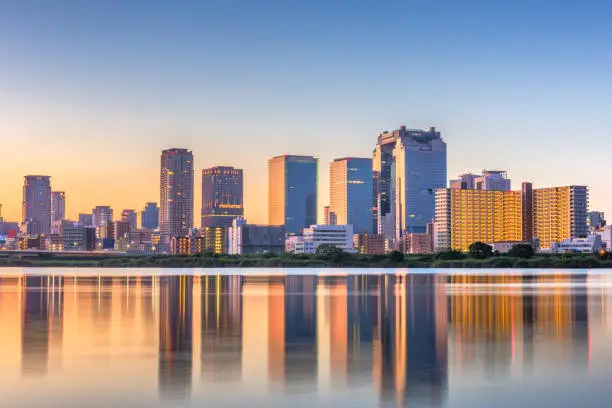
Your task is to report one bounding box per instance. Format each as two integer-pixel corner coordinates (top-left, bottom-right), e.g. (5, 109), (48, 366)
(1, 2), (610, 224)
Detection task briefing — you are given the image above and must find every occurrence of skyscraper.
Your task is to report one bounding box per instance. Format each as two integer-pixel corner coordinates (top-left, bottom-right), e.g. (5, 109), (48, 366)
(141, 202), (159, 229)
(201, 166), (244, 228)
(22, 176), (52, 235)
(121, 209), (138, 230)
(92, 206), (113, 228)
(160, 148), (194, 237)
(329, 157), (373, 234)
(268, 155), (317, 235)
(50, 191), (66, 234)
(50, 192), (65, 222)
(373, 126), (446, 241)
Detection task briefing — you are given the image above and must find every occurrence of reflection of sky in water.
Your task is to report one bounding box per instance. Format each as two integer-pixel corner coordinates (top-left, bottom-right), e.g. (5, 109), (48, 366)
(0, 269), (611, 407)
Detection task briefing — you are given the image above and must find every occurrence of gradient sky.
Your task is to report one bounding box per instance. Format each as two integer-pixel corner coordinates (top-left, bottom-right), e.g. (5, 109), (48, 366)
(1, 0), (611, 225)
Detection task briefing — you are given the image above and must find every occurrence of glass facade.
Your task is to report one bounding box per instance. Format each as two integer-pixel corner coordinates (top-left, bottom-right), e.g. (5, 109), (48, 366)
(330, 157), (373, 234)
(160, 149), (194, 237)
(22, 175), (52, 235)
(141, 202), (159, 229)
(268, 155), (317, 235)
(201, 166), (244, 228)
(374, 127), (446, 240)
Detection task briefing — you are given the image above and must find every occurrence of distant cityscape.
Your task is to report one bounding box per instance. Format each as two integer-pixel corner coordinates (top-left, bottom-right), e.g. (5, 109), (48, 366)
(1, 125), (609, 256)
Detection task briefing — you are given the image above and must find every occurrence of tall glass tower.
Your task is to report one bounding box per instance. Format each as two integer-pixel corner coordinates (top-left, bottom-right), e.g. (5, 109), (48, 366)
(201, 166), (244, 228)
(329, 157), (373, 234)
(160, 148), (194, 237)
(22, 175), (52, 234)
(268, 155), (317, 235)
(373, 126), (446, 240)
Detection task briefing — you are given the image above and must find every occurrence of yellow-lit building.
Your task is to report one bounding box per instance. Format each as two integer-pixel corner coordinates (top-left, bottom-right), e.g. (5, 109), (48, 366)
(197, 227), (228, 254)
(173, 236), (191, 255)
(532, 186), (588, 249)
(434, 188), (522, 251)
(435, 185), (588, 251)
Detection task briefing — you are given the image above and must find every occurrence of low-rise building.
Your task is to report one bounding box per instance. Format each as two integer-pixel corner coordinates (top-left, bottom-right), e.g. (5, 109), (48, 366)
(595, 226), (612, 252)
(197, 227), (228, 254)
(354, 233), (386, 255)
(286, 224), (355, 254)
(549, 235), (603, 254)
(62, 224), (96, 251)
(229, 219), (285, 255)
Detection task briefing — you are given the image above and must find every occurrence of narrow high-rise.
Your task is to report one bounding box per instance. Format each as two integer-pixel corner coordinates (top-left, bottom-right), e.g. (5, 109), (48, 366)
(121, 209), (138, 230)
(22, 176), (52, 235)
(92, 206), (113, 227)
(141, 202), (159, 229)
(160, 148), (194, 237)
(329, 157), (373, 234)
(373, 126), (446, 241)
(50, 191), (66, 233)
(268, 155), (317, 234)
(201, 166), (244, 228)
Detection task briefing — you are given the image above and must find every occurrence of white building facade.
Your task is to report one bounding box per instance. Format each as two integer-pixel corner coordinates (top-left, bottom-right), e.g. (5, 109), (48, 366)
(549, 235), (603, 254)
(286, 224), (356, 254)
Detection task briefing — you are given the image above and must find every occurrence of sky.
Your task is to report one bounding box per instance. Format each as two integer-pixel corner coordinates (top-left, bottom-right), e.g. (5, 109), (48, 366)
(0, 0), (611, 225)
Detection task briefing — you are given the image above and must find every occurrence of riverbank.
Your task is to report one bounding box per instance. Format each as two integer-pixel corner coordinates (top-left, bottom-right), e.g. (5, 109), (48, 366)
(2, 252), (612, 268)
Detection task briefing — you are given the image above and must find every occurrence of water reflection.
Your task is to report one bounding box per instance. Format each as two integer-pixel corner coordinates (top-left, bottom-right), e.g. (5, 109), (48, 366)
(0, 271), (610, 407)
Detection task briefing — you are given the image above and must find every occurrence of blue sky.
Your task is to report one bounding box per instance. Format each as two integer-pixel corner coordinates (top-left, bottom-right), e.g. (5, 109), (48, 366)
(0, 0), (611, 223)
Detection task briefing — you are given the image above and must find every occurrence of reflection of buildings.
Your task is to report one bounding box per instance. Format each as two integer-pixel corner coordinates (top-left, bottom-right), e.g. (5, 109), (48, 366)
(317, 277), (349, 388)
(285, 275), (317, 392)
(373, 275), (448, 407)
(448, 274), (590, 376)
(159, 276), (193, 400)
(198, 275), (242, 383)
(241, 277), (286, 388)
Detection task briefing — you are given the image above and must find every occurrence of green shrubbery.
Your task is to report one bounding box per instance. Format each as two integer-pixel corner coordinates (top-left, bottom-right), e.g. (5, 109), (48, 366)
(2, 249), (612, 268)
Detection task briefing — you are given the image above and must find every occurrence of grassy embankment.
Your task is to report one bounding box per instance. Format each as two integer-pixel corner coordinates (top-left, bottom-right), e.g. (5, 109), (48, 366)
(1, 251), (612, 268)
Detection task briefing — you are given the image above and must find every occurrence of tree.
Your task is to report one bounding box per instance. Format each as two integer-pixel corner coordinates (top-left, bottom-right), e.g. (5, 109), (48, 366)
(315, 244), (347, 263)
(389, 250), (404, 264)
(468, 242), (493, 259)
(435, 250), (465, 260)
(507, 243), (535, 259)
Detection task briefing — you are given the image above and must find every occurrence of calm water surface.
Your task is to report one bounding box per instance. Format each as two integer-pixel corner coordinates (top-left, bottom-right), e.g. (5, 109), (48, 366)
(1, 268), (611, 407)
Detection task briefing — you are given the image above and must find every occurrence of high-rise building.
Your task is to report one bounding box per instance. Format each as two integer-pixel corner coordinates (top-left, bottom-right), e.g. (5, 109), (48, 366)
(50, 191), (66, 234)
(22, 175), (52, 235)
(201, 166), (244, 228)
(450, 171), (511, 191)
(141, 202), (159, 229)
(587, 211), (606, 232)
(329, 157), (373, 234)
(373, 126), (446, 241)
(521, 182), (533, 242)
(434, 189), (522, 252)
(78, 213), (93, 226)
(532, 186), (588, 249)
(92, 206), (113, 228)
(449, 174), (478, 190)
(268, 155), (317, 234)
(121, 209), (138, 230)
(160, 148), (194, 237)
(50, 192), (65, 221)
(113, 220), (132, 240)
